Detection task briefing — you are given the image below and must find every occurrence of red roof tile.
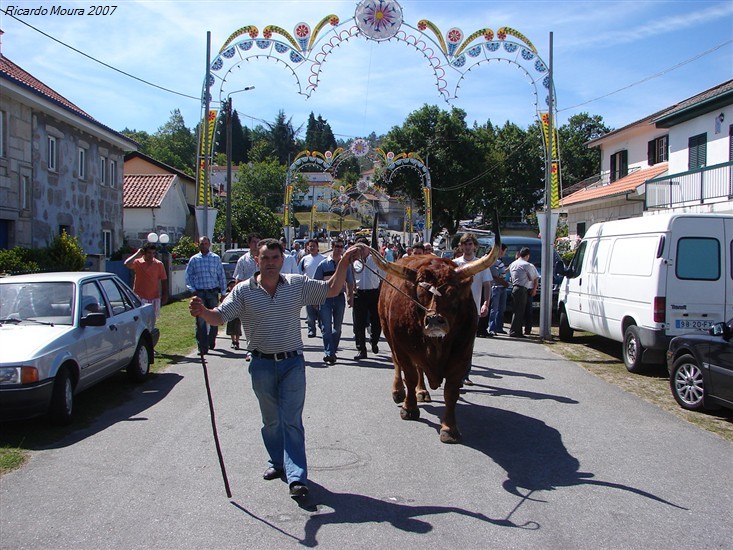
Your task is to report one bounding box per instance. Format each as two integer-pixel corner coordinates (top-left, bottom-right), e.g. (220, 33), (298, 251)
(561, 163), (668, 206)
(0, 54), (136, 147)
(1, 54), (95, 121)
(123, 174), (175, 208)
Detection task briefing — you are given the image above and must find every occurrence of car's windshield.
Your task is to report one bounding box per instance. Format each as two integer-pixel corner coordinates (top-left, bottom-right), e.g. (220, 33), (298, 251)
(0, 282), (74, 325)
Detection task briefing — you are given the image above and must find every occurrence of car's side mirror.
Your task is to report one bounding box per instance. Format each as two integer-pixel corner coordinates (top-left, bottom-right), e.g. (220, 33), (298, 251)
(709, 322), (731, 339)
(80, 312), (106, 327)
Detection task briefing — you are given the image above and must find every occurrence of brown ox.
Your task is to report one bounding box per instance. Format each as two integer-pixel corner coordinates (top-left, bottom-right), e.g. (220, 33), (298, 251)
(367, 232), (501, 443)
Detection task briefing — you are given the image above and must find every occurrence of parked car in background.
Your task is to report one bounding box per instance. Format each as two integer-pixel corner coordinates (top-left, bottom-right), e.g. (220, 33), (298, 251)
(667, 318), (733, 412)
(220, 248), (248, 280)
(0, 272), (159, 425)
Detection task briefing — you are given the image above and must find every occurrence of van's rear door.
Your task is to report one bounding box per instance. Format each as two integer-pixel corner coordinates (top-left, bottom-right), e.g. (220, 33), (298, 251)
(666, 216), (728, 336)
(726, 218), (733, 323)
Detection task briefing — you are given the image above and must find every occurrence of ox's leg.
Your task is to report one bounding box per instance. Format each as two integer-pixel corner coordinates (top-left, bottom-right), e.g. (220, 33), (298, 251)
(392, 360), (406, 404)
(394, 356), (420, 421)
(415, 367), (431, 403)
(439, 376), (463, 444)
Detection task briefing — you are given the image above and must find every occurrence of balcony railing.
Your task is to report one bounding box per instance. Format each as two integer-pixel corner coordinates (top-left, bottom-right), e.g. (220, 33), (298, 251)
(645, 161), (733, 209)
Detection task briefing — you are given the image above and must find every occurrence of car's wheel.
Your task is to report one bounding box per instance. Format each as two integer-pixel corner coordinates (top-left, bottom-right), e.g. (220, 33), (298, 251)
(623, 325), (646, 373)
(670, 354), (706, 411)
(127, 340), (151, 382)
(48, 366), (74, 425)
(558, 310), (573, 341)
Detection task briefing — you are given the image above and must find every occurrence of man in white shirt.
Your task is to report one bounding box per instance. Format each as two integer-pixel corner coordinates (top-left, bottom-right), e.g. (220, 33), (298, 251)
(233, 233), (261, 284)
(508, 247), (539, 338)
(299, 238), (326, 337)
(452, 233), (492, 385)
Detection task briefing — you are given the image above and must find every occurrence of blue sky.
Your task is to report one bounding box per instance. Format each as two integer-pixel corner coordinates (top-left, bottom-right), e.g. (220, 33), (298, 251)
(1, 0), (731, 141)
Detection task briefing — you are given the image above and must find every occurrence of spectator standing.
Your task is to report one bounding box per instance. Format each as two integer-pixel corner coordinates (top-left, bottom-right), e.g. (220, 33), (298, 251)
(352, 236), (383, 360)
(508, 247), (539, 338)
(124, 242), (168, 327)
(488, 243), (509, 336)
(299, 239), (326, 337)
(188, 238), (364, 499)
(185, 236), (227, 354)
(233, 233), (261, 284)
(452, 233), (492, 385)
(314, 238), (354, 364)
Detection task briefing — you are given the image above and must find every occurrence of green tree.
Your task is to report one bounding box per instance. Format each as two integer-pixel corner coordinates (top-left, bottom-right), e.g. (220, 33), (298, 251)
(382, 104), (484, 233)
(214, 192), (281, 242)
(264, 110), (302, 165)
(557, 113), (611, 187)
(120, 128), (152, 152)
(147, 109), (197, 175)
(304, 112), (337, 153)
(236, 159), (290, 212)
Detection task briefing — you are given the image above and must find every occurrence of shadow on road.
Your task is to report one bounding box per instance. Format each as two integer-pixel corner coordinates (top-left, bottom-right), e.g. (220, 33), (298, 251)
(0, 372), (183, 450)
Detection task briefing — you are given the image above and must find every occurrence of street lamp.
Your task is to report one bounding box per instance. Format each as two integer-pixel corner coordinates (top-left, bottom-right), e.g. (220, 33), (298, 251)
(147, 232), (170, 253)
(224, 86), (255, 250)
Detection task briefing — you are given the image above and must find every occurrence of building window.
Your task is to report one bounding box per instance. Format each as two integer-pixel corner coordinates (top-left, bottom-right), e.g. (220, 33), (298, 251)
(109, 159), (117, 188)
(0, 110), (6, 158)
(577, 222), (586, 239)
(609, 150), (628, 182)
(48, 136), (58, 172)
(99, 156), (107, 185)
(647, 135), (668, 166)
(21, 175), (31, 211)
(78, 147), (86, 179)
(103, 230), (112, 258)
(688, 133), (707, 169)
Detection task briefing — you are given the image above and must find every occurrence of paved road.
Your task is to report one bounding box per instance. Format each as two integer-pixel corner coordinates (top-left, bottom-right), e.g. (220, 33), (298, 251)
(2, 313), (731, 549)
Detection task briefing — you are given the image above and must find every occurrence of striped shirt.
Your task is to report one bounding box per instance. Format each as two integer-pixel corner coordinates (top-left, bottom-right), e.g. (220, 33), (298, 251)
(185, 251), (227, 293)
(216, 274), (328, 354)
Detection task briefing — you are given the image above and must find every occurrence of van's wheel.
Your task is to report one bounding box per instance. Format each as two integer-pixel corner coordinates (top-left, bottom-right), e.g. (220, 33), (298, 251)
(623, 325), (646, 373)
(48, 366), (74, 425)
(127, 339), (151, 382)
(558, 310), (573, 341)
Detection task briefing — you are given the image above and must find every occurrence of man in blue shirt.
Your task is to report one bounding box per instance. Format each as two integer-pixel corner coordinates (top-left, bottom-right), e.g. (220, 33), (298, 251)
(185, 236), (227, 354)
(314, 238), (354, 364)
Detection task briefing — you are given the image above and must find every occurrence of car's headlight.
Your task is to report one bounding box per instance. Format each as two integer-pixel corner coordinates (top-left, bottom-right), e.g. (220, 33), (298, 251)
(0, 366), (39, 384)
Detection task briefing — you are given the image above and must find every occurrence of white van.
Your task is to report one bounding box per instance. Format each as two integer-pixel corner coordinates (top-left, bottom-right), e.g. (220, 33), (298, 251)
(557, 213), (733, 372)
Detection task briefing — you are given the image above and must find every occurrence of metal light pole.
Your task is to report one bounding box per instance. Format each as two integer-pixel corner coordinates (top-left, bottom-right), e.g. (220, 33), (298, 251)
(224, 86), (255, 251)
(540, 32), (555, 340)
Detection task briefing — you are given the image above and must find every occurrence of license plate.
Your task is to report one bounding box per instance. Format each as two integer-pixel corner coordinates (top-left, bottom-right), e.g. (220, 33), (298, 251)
(675, 319), (714, 329)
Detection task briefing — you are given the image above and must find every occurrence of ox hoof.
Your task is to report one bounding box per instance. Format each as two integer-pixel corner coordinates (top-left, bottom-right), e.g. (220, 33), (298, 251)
(416, 391), (432, 403)
(400, 407), (420, 421)
(439, 428), (463, 444)
(392, 390), (406, 404)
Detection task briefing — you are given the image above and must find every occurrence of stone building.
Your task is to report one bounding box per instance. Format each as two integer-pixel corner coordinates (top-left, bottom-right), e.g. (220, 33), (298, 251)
(0, 54), (137, 254)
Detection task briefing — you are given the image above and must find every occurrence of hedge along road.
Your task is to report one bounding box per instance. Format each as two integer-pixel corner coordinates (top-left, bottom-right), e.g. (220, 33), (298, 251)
(1, 316), (731, 549)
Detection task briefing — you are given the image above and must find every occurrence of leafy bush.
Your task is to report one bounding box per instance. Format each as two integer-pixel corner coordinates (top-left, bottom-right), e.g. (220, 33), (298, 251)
(0, 247), (41, 274)
(42, 231), (86, 271)
(171, 235), (198, 261)
(109, 241), (135, 261)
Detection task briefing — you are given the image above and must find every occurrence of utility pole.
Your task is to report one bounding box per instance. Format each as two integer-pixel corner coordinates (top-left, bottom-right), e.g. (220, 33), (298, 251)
(224, 86), (254, 251)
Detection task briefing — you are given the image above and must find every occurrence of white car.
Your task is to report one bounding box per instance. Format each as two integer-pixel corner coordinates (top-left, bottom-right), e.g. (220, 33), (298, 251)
(0, 272), (159, 424)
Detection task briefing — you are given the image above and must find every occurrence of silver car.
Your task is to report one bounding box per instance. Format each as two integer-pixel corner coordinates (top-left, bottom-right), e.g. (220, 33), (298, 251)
(0, 272), (159, 425)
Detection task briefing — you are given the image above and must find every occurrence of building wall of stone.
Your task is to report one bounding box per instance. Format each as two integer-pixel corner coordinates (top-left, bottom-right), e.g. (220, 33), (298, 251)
(31, 111), (126, 255)
(0, 96), (34, 247)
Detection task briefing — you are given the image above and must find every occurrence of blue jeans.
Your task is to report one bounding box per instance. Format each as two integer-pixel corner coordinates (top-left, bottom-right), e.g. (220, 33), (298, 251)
(195, 289), (219, 353)
(248, 354), (307, 485)
(319, 295), (346, 357)
(489, 285), (507, 333)
(306, 305), (319, 335)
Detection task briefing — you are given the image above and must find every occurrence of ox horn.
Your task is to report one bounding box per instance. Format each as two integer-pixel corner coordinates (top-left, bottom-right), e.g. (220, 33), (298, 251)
(365, 246), (417, 282)
(455, 210), (502, 278)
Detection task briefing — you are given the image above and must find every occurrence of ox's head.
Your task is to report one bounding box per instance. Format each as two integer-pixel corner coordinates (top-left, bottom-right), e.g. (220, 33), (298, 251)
(368, 220), (501, 339)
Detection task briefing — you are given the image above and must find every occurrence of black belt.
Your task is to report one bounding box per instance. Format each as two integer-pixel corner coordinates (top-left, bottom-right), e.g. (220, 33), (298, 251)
(250, 350), (302, 361)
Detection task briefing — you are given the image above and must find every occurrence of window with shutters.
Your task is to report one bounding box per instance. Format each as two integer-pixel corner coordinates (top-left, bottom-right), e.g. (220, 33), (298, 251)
(109, 159), (117, 188)
(99, 156), (107, 185)
(647, 135), (668, 165)
(78, 147), (86, 180)
(688, 133), (707, 169)
(610, 150), (628, 182)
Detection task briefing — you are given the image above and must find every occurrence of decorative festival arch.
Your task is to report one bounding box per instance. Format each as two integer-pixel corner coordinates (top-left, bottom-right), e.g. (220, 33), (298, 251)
(285, 138), (432, 241)
(197, 0), (560, 239)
